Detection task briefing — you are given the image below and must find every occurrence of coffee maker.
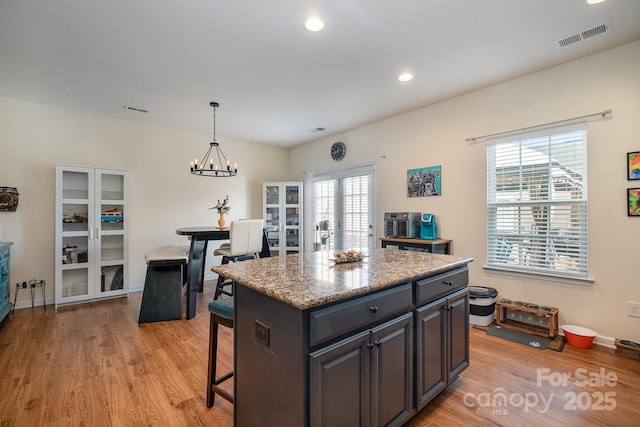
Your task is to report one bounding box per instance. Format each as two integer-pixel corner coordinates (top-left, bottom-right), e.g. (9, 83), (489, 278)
(420, 213), (438, 240)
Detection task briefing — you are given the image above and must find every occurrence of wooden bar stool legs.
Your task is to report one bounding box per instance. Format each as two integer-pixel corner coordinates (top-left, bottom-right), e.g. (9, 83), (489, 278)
(207, 298), (234, 408)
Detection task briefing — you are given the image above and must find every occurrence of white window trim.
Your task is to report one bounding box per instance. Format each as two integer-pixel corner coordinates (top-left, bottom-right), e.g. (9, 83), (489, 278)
(485, 123), (591, 284)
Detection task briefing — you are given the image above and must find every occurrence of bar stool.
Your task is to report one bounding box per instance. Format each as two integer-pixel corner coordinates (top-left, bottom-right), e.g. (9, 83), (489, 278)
(207, 297), (234, 407)
(212, 219), (264, 299)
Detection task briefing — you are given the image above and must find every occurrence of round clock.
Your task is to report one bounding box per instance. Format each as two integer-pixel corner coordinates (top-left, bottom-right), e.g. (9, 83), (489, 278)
(331, 141), (346, 161)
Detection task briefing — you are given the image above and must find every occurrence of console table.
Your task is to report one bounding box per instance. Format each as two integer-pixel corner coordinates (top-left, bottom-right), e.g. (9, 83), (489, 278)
(0, 242), (13, 324)
(380, 237), (452, 254)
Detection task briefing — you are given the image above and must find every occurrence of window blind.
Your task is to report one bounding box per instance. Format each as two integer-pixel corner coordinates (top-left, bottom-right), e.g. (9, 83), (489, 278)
(486, 123), (588, 277)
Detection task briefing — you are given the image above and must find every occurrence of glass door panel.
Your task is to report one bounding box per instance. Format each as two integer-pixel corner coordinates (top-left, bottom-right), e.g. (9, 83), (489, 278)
(61, 268), (89, 298)
(101, 235), (124, 262)
(100, 203), (124, 231)
(285, 207), (299, 226)
(265, 185), (280, 204)
(62, 170), (89, 199)
(100, 173), (125, 200)
(62, 203), (89, 232)
(100, 265), (124, 293)
(285, 185), (299, 205)
(286, 229), (300, 248)
(62, 236), (89, 265)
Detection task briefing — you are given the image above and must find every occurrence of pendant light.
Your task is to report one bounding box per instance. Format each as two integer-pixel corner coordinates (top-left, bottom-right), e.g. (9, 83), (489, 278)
(190, 101), (237, 177)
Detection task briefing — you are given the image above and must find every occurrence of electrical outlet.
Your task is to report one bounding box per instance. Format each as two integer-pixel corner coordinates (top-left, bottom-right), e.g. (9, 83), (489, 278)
(254, 320), (270, 346)
(628, 302), (640, 318)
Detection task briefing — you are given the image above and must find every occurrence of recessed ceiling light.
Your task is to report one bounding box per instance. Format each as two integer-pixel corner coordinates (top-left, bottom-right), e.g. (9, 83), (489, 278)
(398, 72), (414, 82)
(305, 17), (324, 32)
(587, 0), (606, 4)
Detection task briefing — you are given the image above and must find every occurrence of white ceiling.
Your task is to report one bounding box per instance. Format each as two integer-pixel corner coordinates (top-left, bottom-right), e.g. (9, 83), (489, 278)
(1, 0), (639, 148)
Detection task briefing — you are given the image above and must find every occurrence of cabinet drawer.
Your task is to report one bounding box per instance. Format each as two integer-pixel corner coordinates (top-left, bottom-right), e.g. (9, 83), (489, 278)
(309, 284), (412, 347)
(415, 267), (468, 306)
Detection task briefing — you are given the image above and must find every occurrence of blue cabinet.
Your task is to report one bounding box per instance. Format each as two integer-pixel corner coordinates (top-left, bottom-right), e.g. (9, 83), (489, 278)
(0, 242), (13, 323)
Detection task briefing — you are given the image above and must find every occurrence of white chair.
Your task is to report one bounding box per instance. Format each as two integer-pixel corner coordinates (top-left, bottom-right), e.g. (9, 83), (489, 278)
(213, 219), (264, 299)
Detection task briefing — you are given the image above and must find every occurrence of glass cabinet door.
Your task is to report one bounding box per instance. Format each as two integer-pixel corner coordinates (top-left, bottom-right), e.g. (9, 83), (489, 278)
(263, 182), (303, 255)
(264, 185), (281, 253)
(58, 167), (95, 302)
(284, 185), (301, 252)
(96, 170), (127, 296)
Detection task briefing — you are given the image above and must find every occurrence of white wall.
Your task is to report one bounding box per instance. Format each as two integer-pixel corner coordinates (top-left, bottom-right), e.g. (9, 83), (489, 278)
(2, 41), (638, 344)
(291, 41), (640, 344)
(0, 98), (290, 305)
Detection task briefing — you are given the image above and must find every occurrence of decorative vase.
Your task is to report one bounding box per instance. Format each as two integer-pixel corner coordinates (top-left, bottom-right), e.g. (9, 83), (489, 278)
(217, 212), (226, 229)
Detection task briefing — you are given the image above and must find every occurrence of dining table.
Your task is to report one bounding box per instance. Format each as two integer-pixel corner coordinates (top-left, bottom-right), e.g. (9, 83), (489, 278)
(176, 226), (272, 319)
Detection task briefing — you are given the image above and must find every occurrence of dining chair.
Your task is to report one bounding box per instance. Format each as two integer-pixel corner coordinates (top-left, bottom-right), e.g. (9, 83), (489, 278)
(212, 219), (264, 299)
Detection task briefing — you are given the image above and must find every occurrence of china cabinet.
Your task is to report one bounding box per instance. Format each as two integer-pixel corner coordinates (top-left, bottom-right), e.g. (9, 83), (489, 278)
(55, 165), (128, 307)
(263, 182), (303, 255)
(0, 242), (13, 323)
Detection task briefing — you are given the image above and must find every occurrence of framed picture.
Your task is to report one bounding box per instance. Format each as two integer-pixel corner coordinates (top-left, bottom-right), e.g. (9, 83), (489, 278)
(627, 151), (640, 180)
(628, 188), (640, 216)
(407, 165), (441, 197)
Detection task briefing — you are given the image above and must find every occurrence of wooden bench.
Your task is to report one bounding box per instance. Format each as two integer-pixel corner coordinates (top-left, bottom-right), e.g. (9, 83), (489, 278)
(138, 245), (189, 324)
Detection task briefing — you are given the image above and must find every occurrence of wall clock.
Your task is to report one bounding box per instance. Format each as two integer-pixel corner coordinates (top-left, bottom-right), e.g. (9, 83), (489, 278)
(331, 141), (346, 161)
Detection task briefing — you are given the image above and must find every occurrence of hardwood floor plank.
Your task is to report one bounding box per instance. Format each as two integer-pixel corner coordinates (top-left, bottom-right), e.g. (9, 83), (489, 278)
(1, 283), (638, 426)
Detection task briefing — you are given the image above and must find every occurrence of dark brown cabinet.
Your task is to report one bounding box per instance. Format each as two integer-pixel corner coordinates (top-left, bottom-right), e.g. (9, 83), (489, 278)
(234, 264), (470, 427)
(416, 287), (469, 410)
(310, 312), (414, 427)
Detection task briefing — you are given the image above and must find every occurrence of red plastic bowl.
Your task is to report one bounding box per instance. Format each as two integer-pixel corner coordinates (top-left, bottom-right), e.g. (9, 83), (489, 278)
(561, 325), (597, 349)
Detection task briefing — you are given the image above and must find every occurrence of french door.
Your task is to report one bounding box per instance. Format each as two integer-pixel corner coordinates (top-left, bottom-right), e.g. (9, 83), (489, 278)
(311, 165), (375, 251)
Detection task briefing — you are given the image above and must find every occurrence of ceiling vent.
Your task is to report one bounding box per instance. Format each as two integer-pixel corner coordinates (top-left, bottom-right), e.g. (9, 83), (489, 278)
(123, 105), (149, 113)
(554, 20), (611, 48)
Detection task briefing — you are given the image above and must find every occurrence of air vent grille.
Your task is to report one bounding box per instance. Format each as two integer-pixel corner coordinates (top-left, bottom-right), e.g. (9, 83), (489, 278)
(554, 20), (611, 48)
(123, 105), (149, 113)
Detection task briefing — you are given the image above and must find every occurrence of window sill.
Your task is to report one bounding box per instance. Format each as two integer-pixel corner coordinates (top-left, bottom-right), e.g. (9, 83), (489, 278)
(483, 265), (594, 286)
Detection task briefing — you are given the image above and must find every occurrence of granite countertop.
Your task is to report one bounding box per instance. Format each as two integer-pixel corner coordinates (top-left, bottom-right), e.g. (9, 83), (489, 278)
(212, 248), (473, 310)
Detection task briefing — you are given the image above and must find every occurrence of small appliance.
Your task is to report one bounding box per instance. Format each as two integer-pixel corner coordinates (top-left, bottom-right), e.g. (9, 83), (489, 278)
(384, 212), (421, 238)
(420, 213), (438, 239)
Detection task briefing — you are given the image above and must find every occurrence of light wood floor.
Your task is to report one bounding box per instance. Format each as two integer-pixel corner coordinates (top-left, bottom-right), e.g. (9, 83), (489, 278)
(1, 283), (638, 426)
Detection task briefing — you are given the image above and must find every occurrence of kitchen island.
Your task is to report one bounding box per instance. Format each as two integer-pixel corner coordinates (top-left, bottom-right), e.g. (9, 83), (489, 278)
(212, 248), (473, 426)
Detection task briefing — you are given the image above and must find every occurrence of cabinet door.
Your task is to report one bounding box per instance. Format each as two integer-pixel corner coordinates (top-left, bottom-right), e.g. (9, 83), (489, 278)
(56, 166), (96, 304)
(447, 289), (469, 383)
(264, 184), (281, 254)
(96, 169), (127, 297)
(283, 184), (301, 252)
(310, 330), (371, 427)
(263, 182), (303, 255)
(415, 299), (447, 410)
(371, 313), (414, 427)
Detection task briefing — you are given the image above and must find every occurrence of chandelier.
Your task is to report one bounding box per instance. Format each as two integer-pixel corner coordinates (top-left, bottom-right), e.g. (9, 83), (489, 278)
(190, 101), (237, 177)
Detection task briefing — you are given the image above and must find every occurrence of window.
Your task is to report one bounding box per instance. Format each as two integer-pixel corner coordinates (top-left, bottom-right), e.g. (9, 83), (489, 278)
(310, 165), (374, 251)
(486, 123), (588, 278)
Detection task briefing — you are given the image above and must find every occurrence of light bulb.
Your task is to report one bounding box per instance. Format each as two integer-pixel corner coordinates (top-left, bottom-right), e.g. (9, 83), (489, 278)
(305, 17), (324, 32)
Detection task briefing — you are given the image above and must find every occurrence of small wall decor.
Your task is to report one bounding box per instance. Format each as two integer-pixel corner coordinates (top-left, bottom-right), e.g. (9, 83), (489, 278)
(407, 165), (441, 197)
(628, 188), (640, 216)
(628, 151), (640, 180)
(0, 187), (19, 212)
